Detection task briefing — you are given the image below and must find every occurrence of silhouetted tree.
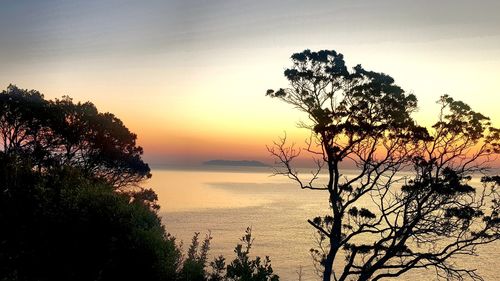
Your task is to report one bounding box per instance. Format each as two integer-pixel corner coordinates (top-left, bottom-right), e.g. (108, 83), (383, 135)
(180, 228), (279, 281)
(267, 50), (500, 281)
(0, 86), (47, 156)
(179, 232), (213, 281)
(224, 227), (278, 281)
(0, 85), (150, 188)
(0, 85), (279, 281)
(0, 85), (177, 281)
(0, 152), (180, 281)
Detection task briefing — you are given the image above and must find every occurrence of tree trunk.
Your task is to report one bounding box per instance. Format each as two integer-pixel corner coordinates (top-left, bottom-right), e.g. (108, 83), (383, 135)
(323, 246), (336, 281)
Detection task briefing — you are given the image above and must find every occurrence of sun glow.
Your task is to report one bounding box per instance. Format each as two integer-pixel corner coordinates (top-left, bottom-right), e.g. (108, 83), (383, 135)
(1, 1), (499, 166)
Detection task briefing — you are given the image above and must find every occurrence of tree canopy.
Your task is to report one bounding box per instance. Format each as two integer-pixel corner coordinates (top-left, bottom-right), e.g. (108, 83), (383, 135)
(267, 49), (500, 281)
(0, 152), (179, 281)
(0, 85), (280, 281)
(0, 85), (150, 188)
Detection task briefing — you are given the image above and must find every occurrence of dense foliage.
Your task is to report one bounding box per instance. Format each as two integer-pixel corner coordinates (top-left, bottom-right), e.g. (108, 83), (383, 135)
(180, 228), (279, 281)
(0, 85), (279, 281)
(0, 156), (279, 281)
(0, 153), (180, 281)
(267, 50), (500, 281)
(0, 85), (150, 188)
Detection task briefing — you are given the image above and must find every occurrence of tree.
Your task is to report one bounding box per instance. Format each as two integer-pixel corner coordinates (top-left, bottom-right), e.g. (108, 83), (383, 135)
(0, 152), (180, 281)
(179, 232), (213, 281)
(0, 85), (47, 156)
(0, 85), (172, 280)
(0, 85), (279, 281)
(0, 85), (150, 188)
(222, 227), (279, 281)
(179, 227), (280, 281)
(207, 227), (279, 281)
(266, 50), (500, 281)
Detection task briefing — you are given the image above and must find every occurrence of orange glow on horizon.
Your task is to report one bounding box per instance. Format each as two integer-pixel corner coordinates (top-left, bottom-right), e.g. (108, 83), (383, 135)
(3, 41), (500, 167)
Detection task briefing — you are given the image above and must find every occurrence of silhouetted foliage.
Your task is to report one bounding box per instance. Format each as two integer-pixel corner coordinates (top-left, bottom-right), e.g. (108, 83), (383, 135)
(179, 232), (213, 281)
(0, 86), (175, 280)
(267, 50), (500, 281)
(0, 85), (280, 281)
(0, 85), (151, 188)
(180, 228), (279, 281)
(224, 227), (279, 281)
(0, 152), (180, 281)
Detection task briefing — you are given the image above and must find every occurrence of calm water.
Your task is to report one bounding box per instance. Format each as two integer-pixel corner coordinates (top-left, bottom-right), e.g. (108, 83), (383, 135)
(147, 167), (500, 281)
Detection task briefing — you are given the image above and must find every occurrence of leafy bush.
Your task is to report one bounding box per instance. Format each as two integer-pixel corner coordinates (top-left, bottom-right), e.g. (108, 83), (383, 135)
(180, 227), (279, 281)
(0, 153), (180, 281)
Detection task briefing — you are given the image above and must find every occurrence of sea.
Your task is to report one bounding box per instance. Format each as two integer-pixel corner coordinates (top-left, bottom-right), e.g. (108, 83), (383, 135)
(146, 166), (500, 281)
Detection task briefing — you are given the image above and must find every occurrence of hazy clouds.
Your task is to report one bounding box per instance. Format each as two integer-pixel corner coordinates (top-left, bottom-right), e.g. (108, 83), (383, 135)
(2, 0), (499, 64)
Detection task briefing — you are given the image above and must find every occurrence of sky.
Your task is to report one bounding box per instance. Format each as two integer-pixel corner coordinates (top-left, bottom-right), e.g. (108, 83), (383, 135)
(1, 0), (499, 166)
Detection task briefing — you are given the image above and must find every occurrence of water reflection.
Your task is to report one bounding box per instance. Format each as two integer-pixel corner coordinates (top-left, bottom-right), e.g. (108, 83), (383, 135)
(149, 168), (500, 281)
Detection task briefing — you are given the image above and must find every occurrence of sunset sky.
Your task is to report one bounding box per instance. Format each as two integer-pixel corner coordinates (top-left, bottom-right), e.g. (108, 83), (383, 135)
(1, 0), (499, 165)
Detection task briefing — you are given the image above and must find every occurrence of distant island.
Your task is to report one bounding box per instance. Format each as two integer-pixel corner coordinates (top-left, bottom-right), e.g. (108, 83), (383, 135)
(203, 160), (270, 167)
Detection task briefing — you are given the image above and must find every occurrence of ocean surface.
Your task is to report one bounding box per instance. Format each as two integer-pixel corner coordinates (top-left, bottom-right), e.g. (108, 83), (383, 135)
(147, 167), (500, 281)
